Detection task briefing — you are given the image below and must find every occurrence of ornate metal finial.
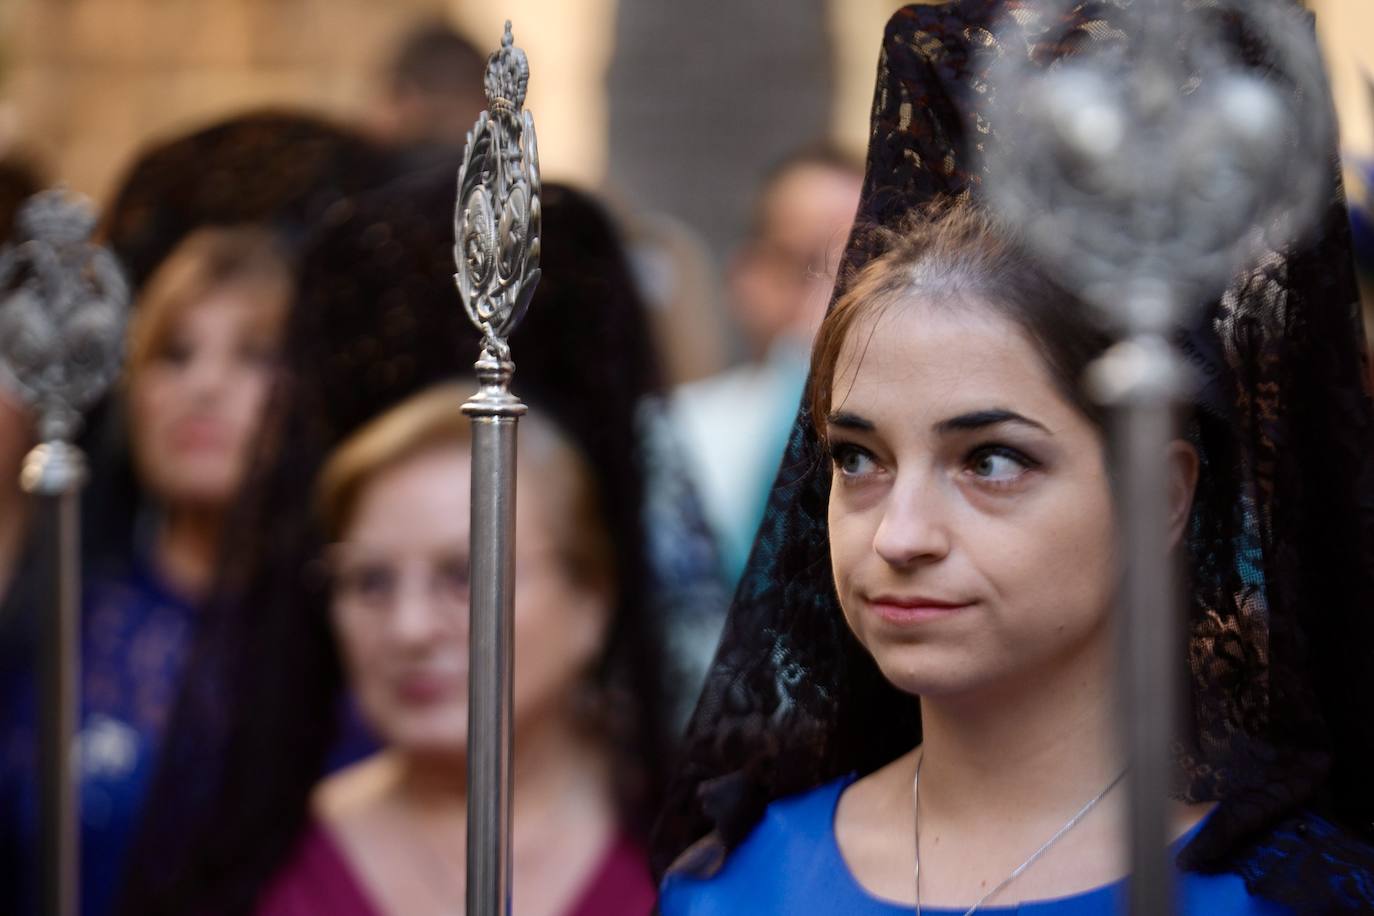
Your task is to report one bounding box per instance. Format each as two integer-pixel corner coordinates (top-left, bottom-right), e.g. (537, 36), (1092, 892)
(455, 20), (541, 383)
(483, 21), (529, 120)
(455, 26), (542, 916)
(976, 5), (1335, 914)
(980, 0), (1331, 334)
(0, 189), (129, 481)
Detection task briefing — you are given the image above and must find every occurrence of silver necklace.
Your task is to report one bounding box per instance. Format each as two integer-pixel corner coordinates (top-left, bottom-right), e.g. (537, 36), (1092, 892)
(911, 751), (1128, 916)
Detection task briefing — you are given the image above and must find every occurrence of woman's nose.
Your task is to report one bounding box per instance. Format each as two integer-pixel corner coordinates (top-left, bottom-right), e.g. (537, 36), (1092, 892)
(389, 582), (447, 646)
(872, 473), (951, 567)
(182, 350), (232, 401)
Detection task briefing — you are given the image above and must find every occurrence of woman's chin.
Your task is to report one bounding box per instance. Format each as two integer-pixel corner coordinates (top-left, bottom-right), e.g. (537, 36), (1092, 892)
(870, 649), (991, 700)
(384, 719), (470, 758)
(393, 739), (469, 762)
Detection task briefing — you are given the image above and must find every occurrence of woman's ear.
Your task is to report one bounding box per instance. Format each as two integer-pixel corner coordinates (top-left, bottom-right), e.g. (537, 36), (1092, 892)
(1166, 440), (1200, 550)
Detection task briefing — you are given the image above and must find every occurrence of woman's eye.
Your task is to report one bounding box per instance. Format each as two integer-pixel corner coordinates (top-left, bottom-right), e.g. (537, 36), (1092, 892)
(341, 564), (395, 604)
(155, 339), (194, 367)
(830, 442), (879, 478)
(434, 556), (470, 598)
(237, 340), (279, 369)
(965, 446), (1035, 484)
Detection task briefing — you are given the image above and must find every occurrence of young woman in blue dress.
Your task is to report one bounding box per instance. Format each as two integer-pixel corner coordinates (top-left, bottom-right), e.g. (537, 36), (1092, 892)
(654, 3), (1374, 913)
(662, 200), (1285, 914)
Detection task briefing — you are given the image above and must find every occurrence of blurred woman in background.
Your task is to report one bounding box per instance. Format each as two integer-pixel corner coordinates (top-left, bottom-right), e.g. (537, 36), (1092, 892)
(0, 111), (396, 916)
(258, 384), (653, 914)
(117, 176), (723, 915)
(120, 226), (290, 598)
(0, 225), (291, 916)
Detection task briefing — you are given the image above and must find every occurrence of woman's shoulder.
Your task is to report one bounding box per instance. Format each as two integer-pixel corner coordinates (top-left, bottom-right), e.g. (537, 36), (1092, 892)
(312, 751), (399, 820)
(254, 818), (381, 916)
(659, 775), (895, 916)
(565, 830), (658, 916)
(252, 755), (399, 915)
(656, 774), (1318, 916)
(670, 772), (854, 873)
(1214, 808), (1374, 913)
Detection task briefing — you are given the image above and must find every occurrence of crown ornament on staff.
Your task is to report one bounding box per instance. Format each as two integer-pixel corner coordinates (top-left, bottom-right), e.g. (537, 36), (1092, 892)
(454, 21), (541, 375)
(0, 190), (128, 491)
(979, 0), (1331, 333)
(974, 4), (1334, 914)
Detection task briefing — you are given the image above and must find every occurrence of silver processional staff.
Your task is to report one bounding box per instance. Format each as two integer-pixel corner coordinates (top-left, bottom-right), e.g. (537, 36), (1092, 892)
(0, 190), (129, 916)
(453, 21), (541, 916)
(978, 0), (1331, 913)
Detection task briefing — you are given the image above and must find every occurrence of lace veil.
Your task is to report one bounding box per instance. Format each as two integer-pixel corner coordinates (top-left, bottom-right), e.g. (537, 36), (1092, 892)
(653, 3), (1374, 907)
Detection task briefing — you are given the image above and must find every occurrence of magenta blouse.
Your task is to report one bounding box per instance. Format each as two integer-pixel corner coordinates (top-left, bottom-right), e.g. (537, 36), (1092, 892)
(256, 818), (657, 916)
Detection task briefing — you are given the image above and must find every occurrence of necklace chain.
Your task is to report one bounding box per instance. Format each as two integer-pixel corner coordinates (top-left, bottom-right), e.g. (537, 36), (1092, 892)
(911, 751), (1128, 916)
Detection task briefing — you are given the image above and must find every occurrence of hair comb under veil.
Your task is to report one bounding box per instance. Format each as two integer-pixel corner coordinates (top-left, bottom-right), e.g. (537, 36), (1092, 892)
(652, 1), (1374, 906)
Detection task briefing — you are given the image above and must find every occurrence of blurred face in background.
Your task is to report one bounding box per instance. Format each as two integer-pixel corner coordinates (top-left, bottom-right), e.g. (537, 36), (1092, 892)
(368, 21), (486, 149)
(328, 405), (614, 759)
(126, 228), (290, 510)
(730, 159), (863, 359)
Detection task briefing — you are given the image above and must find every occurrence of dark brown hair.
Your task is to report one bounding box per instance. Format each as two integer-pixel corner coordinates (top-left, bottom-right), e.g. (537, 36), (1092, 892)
(808, 198), (1112, 437)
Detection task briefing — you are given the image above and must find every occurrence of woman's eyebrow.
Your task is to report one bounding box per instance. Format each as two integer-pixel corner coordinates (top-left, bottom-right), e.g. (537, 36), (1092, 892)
(934, 408), (1050, 435)
(826, 410), (875, 432)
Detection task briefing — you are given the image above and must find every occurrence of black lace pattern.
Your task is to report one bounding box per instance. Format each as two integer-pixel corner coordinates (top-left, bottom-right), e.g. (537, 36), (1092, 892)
(652, 3), (1374, 910)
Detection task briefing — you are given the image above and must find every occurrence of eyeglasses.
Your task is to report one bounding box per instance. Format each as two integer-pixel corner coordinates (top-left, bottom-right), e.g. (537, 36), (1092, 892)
(325, 545), (470, 616)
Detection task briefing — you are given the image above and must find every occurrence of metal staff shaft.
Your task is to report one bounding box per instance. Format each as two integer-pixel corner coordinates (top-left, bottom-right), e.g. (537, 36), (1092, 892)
(25, 456), (85, 916)
(22, 443), (88, 916)
(1121, 18), (1184, 906)
(2, 190), (127, 916)
(1118, 397), (1177, 914)
(1082, 338), (1179, 913)
(464, 404), (521, 916)
(1093, 334), (1186, 915)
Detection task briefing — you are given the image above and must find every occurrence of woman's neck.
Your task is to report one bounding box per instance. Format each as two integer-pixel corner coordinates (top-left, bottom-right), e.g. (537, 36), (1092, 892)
(833, 628), (1133, 906)
(916, 633), (1122, 825)
(154, 505), (223, 599)
(342, 711), (618, 916)
(392, 709), (615, 826)
(835, 628), (1219, 906)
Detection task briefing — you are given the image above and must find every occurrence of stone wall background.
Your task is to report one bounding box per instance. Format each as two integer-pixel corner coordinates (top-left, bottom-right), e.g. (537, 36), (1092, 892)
(0, 1), (1367, 250)
(2, 0), (443, 199)
(0, 0), (618, 202)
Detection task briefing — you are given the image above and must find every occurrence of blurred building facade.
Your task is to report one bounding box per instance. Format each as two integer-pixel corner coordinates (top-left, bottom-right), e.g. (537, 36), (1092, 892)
(0, 0), (1368, 319)
(2, 0), (444, 198)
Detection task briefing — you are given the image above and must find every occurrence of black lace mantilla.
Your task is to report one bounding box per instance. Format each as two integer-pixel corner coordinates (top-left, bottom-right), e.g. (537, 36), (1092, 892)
(652, 2), (1374, 910)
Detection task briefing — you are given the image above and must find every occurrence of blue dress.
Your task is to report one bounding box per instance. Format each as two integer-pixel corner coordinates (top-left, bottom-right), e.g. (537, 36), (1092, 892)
(659, 776), (1292, 915)
(0, 552), (380, 916)
(0, 555), (197, 916)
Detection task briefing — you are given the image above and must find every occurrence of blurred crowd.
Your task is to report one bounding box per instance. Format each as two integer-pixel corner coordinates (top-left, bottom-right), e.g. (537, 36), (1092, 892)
(0, 19), (861, 916)
(8, 12), (1371, 916)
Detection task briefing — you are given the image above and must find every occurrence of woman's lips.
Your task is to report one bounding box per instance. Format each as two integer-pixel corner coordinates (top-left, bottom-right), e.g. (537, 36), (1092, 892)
(866, 595), (973, 625)
(395, 673), (459, 705)
(167, 419), (231, 452)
